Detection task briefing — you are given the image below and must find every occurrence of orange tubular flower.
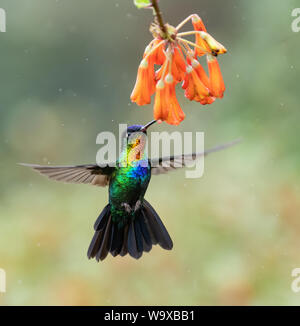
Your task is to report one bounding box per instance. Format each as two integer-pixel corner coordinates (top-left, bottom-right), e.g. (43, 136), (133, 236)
(151, 39), (165, 65)
(130, 10), (228, 125)
(191, 59), (210, 89)
(154, 74), (185, 125)
(192, 15), (209, 57)
(183, 65), (209, 102)
(153, 79), (168, 121)
(131, 39), (164, 105)
(197, 31), (227, 57)
(172, 47), (186, 82)
(207, 54), (225, 98)
(156, 47), (186, 83)
(130, 58), (154, 106)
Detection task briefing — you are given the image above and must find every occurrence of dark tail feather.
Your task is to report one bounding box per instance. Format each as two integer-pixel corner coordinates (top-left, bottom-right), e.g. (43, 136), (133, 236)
(119, 225), (129, 257)
(143, 200), (173, 250)
(87, 200), (173, 261)
(93, 204), (110, 231)
(110, 224), (124, 257)
(87, 204), (111, 260)
(128, 220), (143, 259)
(95, 215), (112, 261)
(137, 214), (152, 252)
(87, 230), (103, 259)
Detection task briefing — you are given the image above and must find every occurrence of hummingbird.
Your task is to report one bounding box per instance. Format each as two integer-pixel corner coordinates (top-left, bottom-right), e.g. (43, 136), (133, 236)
(21, 120), (239, 261)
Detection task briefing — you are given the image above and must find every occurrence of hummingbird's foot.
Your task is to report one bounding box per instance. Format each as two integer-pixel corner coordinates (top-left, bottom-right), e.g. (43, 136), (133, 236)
(121, 200), (142, 214)
(121, 202), (132, 214)
(134, 200), (142, 212)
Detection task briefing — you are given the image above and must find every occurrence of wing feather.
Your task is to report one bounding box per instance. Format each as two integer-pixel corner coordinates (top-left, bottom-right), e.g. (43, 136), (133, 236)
(151, 139), (241, 176)
(19, 163), (114, 187)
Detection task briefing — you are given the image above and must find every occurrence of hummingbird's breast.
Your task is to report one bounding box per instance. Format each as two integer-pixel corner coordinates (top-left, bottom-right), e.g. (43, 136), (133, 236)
(108, 162), (151, 224)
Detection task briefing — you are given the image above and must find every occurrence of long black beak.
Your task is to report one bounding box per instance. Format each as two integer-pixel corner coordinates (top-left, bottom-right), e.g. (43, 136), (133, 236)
(140, 120), (157, 132)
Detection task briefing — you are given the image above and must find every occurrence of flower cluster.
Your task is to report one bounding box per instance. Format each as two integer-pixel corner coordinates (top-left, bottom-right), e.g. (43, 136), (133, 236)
(130, 14), (227, 125)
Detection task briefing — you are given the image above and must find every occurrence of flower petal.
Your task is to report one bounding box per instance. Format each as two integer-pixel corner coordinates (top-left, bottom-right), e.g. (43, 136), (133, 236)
(191, 59), (210, 89)
(192, 15), (210, 57)
(207, 54), (225, 98)
(154, 75), (185, 125)
(131, 59), (155, 105)
(183, 65), (210, 102)
(172, 47), (186, 82)
(154, 79), (168, 121)
(192, 14), (207, 32)
(198, 32), (227, 56)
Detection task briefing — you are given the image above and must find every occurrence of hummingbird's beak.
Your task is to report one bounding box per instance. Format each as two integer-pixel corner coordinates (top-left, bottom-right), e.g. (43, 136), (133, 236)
(140, 120), (157, 132)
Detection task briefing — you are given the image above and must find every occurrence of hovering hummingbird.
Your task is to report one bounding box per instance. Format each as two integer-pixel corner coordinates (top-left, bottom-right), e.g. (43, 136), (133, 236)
(21, 120), (238, 261)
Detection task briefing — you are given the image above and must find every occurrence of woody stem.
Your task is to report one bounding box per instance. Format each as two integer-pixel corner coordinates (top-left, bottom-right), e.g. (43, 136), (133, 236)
(151, 0), (168, 37)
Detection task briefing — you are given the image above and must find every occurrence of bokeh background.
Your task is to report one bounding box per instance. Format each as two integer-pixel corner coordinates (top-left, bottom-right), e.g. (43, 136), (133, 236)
(0, 0), (300, 305)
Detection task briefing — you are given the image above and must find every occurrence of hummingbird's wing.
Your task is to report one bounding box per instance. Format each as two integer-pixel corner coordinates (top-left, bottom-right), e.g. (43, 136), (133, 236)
(151, 139), (240, 175)
(19, 163), (114, 187)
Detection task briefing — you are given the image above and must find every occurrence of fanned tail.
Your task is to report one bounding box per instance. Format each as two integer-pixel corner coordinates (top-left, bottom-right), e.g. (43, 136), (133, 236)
(87, 200), (173, 261)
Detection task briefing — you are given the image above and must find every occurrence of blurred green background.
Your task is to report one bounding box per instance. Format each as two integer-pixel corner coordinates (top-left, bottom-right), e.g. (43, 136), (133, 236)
(0, 0), (300, 305)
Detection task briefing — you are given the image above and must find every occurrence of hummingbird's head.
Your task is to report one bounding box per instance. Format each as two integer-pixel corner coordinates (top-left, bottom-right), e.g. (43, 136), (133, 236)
(126, 120), (157, 137)
(122, 120), (157, 155)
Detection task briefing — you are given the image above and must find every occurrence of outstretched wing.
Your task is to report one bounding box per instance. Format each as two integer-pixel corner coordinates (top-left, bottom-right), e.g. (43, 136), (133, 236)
(19, 163), (115, 187)
(151, 139), (241, 176)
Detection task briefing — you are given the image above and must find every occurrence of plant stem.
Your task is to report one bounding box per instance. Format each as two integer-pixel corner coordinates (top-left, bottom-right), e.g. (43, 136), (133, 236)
(176, 14), (194, 31)
(177, 37), (207, 53)
(151, 0), (168, 37)
(144, 40), (165, 60)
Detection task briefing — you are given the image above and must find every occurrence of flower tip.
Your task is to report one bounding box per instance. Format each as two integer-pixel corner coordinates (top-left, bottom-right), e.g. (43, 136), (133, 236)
(186, 65), (193, 73)
(216, 45), (227, 55)
(191, 59), (199, 68)
(140, 59), (149, 68)
(165, 73), (174, 84)
(222, 47), (228, 54)
(156, 79), (165, 89)
(192, 14), (207, 33)
(192, 14), (201, 23)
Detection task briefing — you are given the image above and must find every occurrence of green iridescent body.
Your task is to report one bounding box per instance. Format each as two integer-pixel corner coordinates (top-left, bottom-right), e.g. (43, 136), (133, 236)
(109, 147), (151, 227)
